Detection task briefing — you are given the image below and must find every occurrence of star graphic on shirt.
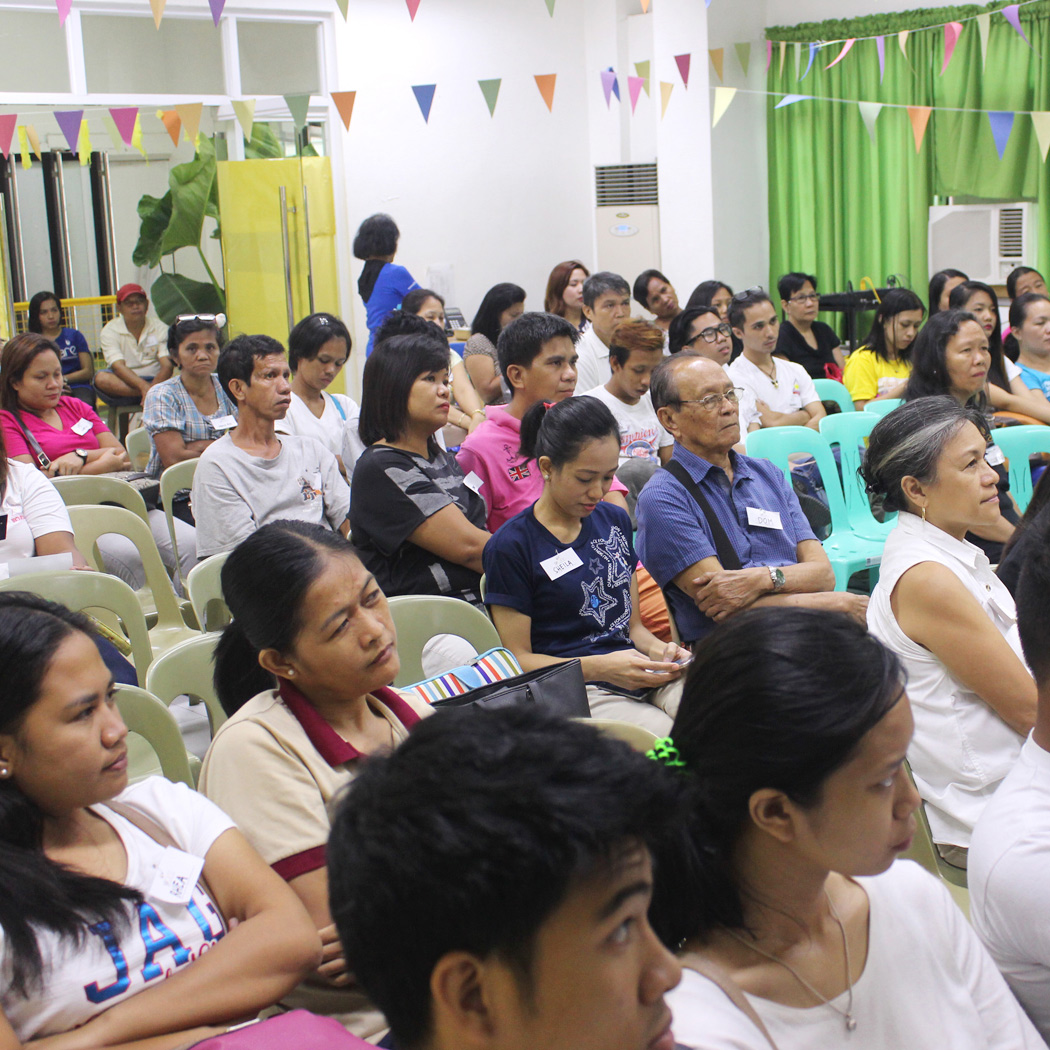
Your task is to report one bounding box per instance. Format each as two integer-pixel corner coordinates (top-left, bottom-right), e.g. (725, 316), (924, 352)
(579, 576), (617, 628)
(590, 528), (632, 590)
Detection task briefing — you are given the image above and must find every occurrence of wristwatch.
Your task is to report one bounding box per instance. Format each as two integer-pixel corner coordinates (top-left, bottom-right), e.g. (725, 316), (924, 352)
(767, 565), (785, 593)
(74, 449), (89, 465)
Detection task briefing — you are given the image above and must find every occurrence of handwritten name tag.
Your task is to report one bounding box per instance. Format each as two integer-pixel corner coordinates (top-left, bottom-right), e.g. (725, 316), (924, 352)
(210, 414), (237, 431)
(462, 470), (484, 494)
(985, 445), (1006, 467)
(148, 846), (204, 905)
(71, 416), (93, 436)
(746, 506), (783, 530)
(540, 547), (583, 581)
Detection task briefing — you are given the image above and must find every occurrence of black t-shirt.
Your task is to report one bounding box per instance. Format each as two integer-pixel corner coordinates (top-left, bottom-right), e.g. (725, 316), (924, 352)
(996, 500), (1049, 597)
(776, 319), (843, 380)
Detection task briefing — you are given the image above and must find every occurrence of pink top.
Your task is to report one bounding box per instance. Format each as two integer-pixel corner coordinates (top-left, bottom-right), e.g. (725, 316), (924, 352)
(1, 398), (110, 462)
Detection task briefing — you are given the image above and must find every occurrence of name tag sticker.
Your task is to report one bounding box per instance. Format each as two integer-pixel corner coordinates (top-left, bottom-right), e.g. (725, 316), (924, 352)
(986, 445), (1006, 467)
(463, 470), (484, 494)
(210, 414), (237, 431)
(540, 547), (583, 581)
(148, 846), (204, 905)
(746, 507), (783, 530)
(71, 417), (93, 436)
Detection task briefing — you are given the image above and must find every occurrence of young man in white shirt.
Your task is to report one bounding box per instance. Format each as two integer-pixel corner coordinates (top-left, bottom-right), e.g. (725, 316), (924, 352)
(575, 272), (632, 392)
(726, 288), (825, 431)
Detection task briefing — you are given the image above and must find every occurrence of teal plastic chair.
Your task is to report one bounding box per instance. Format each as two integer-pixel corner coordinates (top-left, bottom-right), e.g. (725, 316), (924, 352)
(145, 633), (226, 737)
(991, 424), (1050, 513)
(864, 397), (904, 418)
(813, 378), (854, 414)
(819, 412), (896, 540)
(745, 426), (886, 590)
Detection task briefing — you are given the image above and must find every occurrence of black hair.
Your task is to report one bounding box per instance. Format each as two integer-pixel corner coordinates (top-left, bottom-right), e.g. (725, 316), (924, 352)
(860, 396), (985, 514)
(167, 317), (223, 359)
(26, 291), (61, 334)
(582, 271), (630, 310)
(518, 395), (619, 467)
(0, 593), (143, 995)
(633, 268), (670, 309)
(777, 272), (817, 302)
(352, 213), (399, 260)
(608, 317), (664, 368)
(328, 705), (688, 1050)
(374, 309), (449, 349)
(1014, 501), (1050, 685)
(668, 307), (721, 356)
(470, 283), (526, 346)
(358, 334), (451, 447)
(1008, 291), (1050, 334)
(649, 608), (903, 943)
(903, 308), (986, 408)
(288, 313), (352, 372)
(684, 279), (733, 313)
(728, 288), (773, 331)
(928, 268), (968, 318)
(216, 333), (287, 401)
(1007, 266), (1045, 300)
(860, 288), (926, 364)
(496, 312), (578, 384)
(214, 521), (361, 714)
(401, 288), (444, 315)
(947, 281), (1008, 390)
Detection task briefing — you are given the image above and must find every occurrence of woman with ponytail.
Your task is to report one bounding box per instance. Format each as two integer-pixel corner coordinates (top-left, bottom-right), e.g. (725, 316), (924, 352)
(0, 592), (318, 1047)
(199, 520), (430, 1038)
(655, 607), (1042, 1050)
(482, 396), (690, 733)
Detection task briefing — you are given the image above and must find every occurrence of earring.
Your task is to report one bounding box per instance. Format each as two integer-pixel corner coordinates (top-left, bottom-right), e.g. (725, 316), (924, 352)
(0, 766), (9, 778)
(921, 506), (927, 523)
(287, 669), (295, 677)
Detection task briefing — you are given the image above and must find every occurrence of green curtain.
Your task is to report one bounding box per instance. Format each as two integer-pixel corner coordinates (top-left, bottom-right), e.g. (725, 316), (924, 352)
(766, 2), (1050, 315)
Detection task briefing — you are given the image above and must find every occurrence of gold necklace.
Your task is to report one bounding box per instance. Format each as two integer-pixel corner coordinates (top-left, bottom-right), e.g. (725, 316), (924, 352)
(725, 889), (857, 1032)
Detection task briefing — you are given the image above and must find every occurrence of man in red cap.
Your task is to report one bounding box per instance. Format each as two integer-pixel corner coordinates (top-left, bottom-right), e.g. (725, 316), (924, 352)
(94, 283), (172, 405)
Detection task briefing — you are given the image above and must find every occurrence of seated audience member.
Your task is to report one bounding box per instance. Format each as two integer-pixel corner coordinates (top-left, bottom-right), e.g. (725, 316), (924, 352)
(353, 213), (418, 357)
(842, 288), (925, 409)
(143, 314), (237, 479)
(456, 311), (628, 533)
(971, 516), (1050, 1041)
(998, 468), (1050, 597)
(654, 608), (1044, 1050)
(637, 354), (863, 646)
(27, 290), (93, 404)
(1009, 266), (1049, 302)
(775, 272), (844, 380)
(349, 333), (489, 606)
(484, 397), (688, 731)
(191, 334), (350, 560)
(684, 279), (734, 320)
(275, 312), (363, 478)
(93, 284), (172, 404)
(929, 267), (969, 317)
(544, 259), (590, 329)
(903, 311), (1020, 562)
(199, 521), (429, 1035)
(1010, 293), (1050, 401)
(576, 271), (633, 392)
(726, 288), (826, 430)
(463, 283), (526, 406)
(863, 397), (1036, 860)
(329, 706), (685, 1050)
(1, 332), (196, 588)
(633, 268), (681, 338)
(0, 591), (320, 1046)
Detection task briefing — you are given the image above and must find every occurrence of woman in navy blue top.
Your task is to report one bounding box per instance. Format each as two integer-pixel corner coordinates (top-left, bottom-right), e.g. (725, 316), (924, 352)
(352, 214), (419, 357)
(27, 291), (93, 404)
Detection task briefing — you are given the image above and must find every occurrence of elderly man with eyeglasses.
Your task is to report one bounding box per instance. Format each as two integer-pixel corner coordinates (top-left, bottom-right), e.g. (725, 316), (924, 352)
(636, 353), (866, 645)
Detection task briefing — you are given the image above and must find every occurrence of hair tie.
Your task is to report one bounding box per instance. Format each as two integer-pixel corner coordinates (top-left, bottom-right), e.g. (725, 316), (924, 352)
(646, 737), (687, 771)
(543, 401), (556, 410)
(317, 315), (330, 325)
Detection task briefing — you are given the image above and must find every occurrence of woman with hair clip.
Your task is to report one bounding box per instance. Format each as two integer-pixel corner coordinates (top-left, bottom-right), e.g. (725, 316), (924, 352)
(483, 396), (690, 733)
(0, 590), (320, 1048)
(544, 260), (590, 329)
(842, 288), (925, 409)
(26, 291), (93, 404)
(199, 520), (430, 1037)
(654, 607), (1043, 1050)
(463, 282), (526, 405)
(928, 267), (968, 317)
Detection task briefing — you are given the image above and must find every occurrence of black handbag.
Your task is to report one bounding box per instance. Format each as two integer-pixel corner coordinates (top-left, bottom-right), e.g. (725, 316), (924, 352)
(431, 659), (590, 719)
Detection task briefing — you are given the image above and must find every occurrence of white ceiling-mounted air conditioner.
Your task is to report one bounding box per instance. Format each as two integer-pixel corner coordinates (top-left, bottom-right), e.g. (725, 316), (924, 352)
(595, 163), (660, 280)
(928, 202), (1035, 286)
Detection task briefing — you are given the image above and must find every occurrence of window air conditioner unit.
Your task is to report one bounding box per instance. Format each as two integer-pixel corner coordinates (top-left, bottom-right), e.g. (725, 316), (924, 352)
(928, 203), (1035, 286)
(595, 163), (660, 279)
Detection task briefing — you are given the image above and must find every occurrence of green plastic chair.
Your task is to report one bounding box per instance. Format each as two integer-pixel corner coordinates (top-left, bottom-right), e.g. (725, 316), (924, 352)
(67, 504), (201, 655)
(52, 474), (150, 523)
(863, 397), (904, 418)
(125, 427), (151, 472)
(0, 569), (153, 684)
(160, 459), (199, 584)
(745, 426), (886, 590)
(186, 553), (231, 632)
(812, 378), (854, 414)
(115, 684), (199, 787)
(145, 633), (226, 737)
(819, 412), (896, 540)
(992, 424), (1050, 513)
(386, 595), (501, 687)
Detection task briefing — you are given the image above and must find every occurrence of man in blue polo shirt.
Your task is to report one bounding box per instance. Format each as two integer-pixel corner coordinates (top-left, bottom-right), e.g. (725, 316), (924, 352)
(637, 353), (866, 644)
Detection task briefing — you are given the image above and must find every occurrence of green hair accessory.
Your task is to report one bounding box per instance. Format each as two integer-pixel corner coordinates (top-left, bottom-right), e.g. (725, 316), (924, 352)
(646, 737), (687, 771)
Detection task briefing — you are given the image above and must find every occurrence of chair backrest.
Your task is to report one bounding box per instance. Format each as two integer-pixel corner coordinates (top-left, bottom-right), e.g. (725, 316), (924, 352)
(0, 569), (153, 683)
(145, 632), (226, 735)
(186, 552), (231, 631)
(386, 595), (501, 687)
(52, 475), (150, 523)
(160, 459), (199, 580)
(818, 412), (896, 536)
(115, 684), (197, 787)
(585, 718), (659, 753)
(992, 424), (1050, 513)
(125, 427), (151, 472)
(863, 397), (904, 418)
(812, 378), (854, 414)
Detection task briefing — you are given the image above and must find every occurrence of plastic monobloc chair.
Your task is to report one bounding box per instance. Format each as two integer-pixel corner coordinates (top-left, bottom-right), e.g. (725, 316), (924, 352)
(115, 684), (199, 787)
(125, 427), (151, 472)
(584, 719), (659, 754)
(863, 397), (904, 418)
(160, 459), (199, 585)
(992, 424), (1050, 513)
(386, 595), (501, 687)
(812, 378), (854, 414)
(145, 632), (226, 736)
(186, 553), (231, 632)
(819, 412), (896, 540)
(745, 426), (886, 590)
(52, 474), (150, 524)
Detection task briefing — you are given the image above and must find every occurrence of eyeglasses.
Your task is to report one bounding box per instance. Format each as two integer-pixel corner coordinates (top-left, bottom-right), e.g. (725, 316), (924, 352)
(176, 312), (227, 328)
(675, 387), (745, 411)
(730, 286), (765, 302)
(687, 323), (732, 345)
(789, 292), (820, 303)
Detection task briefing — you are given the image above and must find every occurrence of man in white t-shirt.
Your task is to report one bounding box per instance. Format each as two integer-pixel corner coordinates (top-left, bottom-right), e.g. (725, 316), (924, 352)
(726, 288), (825, 431)
(575, 272), (632, 392)
(970, 519), (1050, 1041)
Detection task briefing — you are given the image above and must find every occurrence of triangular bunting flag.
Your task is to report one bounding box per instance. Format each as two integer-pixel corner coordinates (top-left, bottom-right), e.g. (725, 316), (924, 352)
(478, 79), (500, 117)
(800, 42), (819, 80)
(634, 61), (650, 97)
(56, 0), (71, 26)
(208, 0), (224, 26)
(150, 0), (165, 29)
(858, 101), (882, 141)
(604, 66), (621, 101)
(779, 40), (786, 77)
(102, 112), (124, 152)
(628, 76), (645, 114)
(159, 109), (182, 147)
(600, 70), (617, 108)
(131, 114), (147, 159)
(535, 74), (556, 112)
(54, 110), (83, 154)
(766, 40), (773, 73)
(332, 91), (356, 130)
(735, 43), (750, 77)
(544, 0), (555, 14)
(898, 30), (910, 59)
(109, 107), (138, 147)
(26, 125), (41, 159)
(907, 106), (932, 152)
(826, 38), (855, 70)
(412, 85), (436, 123)
(712, 86), (737, 128)
(283, 94), (311, 131)
(876, 36), (886, 83)
(942, 22), (963, 75)
(988, 111), (1015, 159)
(1002, 5), (1034, 50)
(232, 99), (255, 139)
(794, 42), (802, 80)
(17, 127), (31, 170)
(335, 0), (348, 19)
(1031, 112), (1050, 161)
(977, 13), (991, 68)
(708, 48), (724, 82)
(175, 103), (202, 144)
(640, 0), (650, 11)
(406, 0), (421, 20)
(675, 53), (690, 88)
(0, 115), (16, 160)
(660, 81), (673, 119)
(775, 94), (809, 110)
(78, 120), (91, 166)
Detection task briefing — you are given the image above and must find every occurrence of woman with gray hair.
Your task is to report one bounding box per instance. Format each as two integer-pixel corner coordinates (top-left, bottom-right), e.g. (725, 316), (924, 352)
(862, 397), (1036, 865)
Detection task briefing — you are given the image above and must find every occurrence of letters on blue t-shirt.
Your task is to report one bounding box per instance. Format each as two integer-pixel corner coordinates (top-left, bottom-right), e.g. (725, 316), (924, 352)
(1017, 361), (1050, 400)
(53, 328), (91, 380)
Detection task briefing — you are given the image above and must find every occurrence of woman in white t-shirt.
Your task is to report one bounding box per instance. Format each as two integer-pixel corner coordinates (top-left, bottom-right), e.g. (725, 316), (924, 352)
(0, 592), (320, 1047)
(652, 607), (1044, 1050)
